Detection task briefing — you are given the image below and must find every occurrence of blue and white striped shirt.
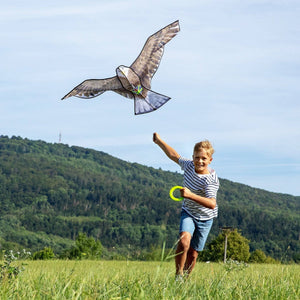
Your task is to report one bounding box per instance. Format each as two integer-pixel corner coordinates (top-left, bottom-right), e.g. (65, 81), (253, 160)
(178, 157), (219, 220)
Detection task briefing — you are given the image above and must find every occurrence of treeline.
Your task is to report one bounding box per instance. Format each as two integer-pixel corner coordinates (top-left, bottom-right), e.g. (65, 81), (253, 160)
(0, 135), (299, 261)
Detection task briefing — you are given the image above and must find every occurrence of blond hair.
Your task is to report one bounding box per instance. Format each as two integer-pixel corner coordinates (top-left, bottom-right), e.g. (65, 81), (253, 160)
(193, 140), (214, 157)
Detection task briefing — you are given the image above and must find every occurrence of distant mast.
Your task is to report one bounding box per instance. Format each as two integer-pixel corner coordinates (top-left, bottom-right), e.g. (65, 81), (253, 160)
(59, 132), (62, 143)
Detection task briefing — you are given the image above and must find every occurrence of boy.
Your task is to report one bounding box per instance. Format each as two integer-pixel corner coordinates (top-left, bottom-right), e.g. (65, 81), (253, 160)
(153, 132), (219, 280)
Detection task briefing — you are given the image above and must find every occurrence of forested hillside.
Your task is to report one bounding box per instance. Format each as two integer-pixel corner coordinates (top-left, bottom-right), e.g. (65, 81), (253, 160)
(0, 135), (299, 261)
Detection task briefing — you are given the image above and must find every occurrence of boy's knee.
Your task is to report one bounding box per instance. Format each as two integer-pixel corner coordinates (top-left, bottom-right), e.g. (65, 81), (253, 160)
(179, 240), (190, 251)
(178, 234), (191, 251)
(178, 232), (192, 252)
(188, 248), (198, 259)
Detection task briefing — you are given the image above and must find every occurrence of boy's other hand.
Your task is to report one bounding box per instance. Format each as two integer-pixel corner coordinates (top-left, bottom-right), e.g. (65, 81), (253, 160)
(180, 187), (192, 198)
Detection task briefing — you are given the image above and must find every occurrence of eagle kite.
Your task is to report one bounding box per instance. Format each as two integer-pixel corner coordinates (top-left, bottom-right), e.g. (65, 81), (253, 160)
(61, 20), (180, 115)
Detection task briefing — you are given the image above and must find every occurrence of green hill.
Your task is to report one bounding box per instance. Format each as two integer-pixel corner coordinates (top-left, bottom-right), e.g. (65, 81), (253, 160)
(0, 135), (299, 261)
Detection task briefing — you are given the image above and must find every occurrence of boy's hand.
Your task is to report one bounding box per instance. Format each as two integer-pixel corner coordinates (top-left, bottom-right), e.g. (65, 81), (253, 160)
(180, 187), (216, 209)
(153, 132), (161, 144)
(180, 187), (192, 198)
(153, 132), (180, 163)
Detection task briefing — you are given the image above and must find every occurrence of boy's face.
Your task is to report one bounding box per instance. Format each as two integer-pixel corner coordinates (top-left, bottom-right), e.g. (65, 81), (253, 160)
(193, 149), (212, 174)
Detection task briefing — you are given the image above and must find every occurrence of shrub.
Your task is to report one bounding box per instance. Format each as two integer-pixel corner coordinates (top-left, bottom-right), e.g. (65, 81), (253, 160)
(33, 247), (55, 260)
(201, 229), (250, 262)
(0, 249), (31, 280)
(61, 233), (102, 260)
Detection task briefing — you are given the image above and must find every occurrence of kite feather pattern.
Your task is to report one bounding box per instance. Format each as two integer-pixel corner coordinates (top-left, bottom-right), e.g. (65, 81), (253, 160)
(61, 20), (180, 115)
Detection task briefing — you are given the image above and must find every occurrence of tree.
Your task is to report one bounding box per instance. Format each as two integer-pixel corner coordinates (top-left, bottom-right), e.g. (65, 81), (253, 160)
(1, 135), (299, 261)
(33, 247), (55, 260)
(249, 249), (267, 263)
(249, 249), (279, 264)
(62, 233), (102, 260)
(201, 229), (250, 262)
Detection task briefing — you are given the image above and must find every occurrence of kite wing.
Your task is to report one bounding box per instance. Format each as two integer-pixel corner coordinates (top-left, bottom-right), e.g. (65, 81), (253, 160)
(113, 89), (135, 100)
(61, 77), (123, 100)
(130, 20), (180, 89)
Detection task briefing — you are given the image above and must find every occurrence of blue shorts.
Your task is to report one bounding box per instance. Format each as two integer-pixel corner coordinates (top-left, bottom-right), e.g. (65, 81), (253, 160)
(179, 210), (213, 252)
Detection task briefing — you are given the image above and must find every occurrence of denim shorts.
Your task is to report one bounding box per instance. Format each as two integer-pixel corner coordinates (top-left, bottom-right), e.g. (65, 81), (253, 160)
(179, 210), (213, 251)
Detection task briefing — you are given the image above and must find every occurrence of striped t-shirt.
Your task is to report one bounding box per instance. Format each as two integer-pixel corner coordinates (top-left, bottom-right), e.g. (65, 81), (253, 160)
(178, 157), (219, 220)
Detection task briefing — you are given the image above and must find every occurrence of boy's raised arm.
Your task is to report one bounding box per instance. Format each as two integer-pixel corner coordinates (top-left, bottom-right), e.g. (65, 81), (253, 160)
(153, 132), (180, 164)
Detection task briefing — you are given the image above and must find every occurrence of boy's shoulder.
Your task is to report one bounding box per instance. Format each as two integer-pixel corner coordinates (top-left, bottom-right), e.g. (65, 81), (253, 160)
(178, 156), (193, 164)
(178, 156), (193, 168)
(207, 167), (218, 179)
(206, 168), (219, 185)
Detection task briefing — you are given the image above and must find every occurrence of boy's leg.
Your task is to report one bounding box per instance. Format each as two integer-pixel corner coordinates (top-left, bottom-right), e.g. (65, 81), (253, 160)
(175, 231), (192, 275)
(184, 218), (213, 276)
(184, 247), (198, 275)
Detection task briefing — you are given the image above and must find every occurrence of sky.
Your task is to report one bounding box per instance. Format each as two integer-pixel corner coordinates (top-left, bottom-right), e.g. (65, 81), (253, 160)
(1, 0), (299, 196)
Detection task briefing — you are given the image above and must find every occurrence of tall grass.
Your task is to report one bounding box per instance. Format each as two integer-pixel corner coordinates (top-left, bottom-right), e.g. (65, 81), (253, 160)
(0, 260), (299, 299)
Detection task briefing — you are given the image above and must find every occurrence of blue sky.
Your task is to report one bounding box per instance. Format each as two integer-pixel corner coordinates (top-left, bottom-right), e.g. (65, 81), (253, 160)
(1, 0), (299, 196)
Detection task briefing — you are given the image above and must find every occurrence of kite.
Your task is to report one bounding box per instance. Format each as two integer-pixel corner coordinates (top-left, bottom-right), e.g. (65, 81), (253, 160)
(61, 20), (180, 115)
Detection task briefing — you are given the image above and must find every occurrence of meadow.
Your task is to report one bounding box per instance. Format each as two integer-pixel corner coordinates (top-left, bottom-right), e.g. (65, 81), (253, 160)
(0, 260), (299, 299)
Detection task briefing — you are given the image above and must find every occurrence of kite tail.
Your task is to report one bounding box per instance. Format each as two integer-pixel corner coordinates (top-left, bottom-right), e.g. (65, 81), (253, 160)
(134, 90), (171, 115)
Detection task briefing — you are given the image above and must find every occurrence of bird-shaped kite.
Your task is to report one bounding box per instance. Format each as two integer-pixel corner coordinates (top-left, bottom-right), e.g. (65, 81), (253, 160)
(61, 20), (180, 115)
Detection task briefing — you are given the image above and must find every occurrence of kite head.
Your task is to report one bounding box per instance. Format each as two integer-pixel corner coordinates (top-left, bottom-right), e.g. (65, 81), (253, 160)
(132, 85), (143, 95)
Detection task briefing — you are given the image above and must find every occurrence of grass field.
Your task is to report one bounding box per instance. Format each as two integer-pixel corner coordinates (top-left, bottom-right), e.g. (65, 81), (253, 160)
(0, 260), (299, 299)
